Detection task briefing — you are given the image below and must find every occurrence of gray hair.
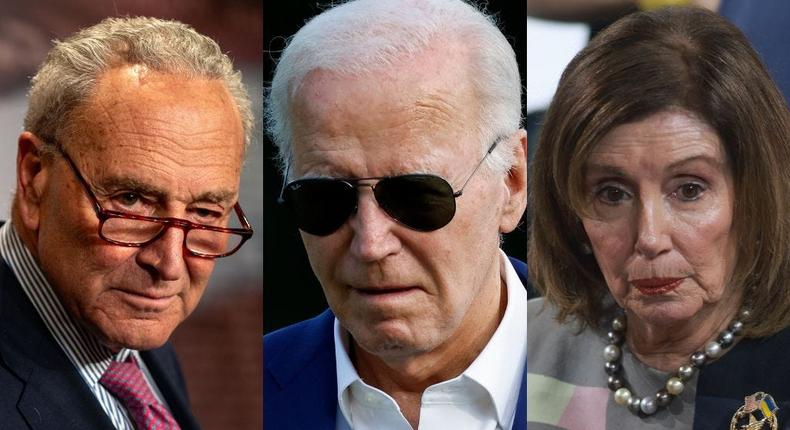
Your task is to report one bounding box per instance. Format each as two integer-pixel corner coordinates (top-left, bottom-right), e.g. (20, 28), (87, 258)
(265, 0), (522, 179)
(25, 16), (253, 150)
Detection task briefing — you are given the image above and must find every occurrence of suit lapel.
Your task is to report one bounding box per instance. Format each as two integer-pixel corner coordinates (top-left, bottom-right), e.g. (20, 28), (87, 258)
(141, 346), (201, 430)
(0, 261), (114, 430)
(265, 310), (337, 429)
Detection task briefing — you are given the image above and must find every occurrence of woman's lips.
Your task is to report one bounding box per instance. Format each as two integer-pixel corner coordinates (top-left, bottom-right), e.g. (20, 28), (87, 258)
(631, 278), (684, 296)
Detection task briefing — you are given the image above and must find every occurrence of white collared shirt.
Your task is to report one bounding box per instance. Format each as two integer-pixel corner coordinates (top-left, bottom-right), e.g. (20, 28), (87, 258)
(334, 250), (527, 430)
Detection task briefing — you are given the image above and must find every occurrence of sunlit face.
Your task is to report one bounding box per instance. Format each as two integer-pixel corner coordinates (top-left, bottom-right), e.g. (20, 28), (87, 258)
(31, 66), (244, 351)
(581, 110), (738, 326)
(289, 47), (520, 359)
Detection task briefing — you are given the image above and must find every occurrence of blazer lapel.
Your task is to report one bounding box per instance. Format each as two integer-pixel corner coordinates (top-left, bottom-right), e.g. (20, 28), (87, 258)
(141, 345), (201, 430)
(0, 261), (114, 430)
(265, 310), (337, 429)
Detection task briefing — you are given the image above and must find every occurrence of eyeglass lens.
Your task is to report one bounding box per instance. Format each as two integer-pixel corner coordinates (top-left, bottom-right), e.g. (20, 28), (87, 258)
(101, 217), (246, 256)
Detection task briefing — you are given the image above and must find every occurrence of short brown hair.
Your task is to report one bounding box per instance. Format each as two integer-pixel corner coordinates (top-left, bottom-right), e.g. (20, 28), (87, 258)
(528, 7), (790, 337)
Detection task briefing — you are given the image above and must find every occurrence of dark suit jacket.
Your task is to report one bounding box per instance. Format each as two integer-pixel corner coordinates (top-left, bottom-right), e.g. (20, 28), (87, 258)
(264, 257), (528, 429)
(0, 257), (200, 429)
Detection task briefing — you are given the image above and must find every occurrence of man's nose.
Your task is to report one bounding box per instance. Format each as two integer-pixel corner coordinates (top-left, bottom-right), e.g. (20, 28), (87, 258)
(348, 187), (402, 262)
(633, 196), (672, 259)
(135, 226), (187, 281)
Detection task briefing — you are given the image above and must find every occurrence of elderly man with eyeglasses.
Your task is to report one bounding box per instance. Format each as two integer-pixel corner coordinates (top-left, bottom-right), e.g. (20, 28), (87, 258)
(264, 1), (527, 429)
(0, 17), (253, 430)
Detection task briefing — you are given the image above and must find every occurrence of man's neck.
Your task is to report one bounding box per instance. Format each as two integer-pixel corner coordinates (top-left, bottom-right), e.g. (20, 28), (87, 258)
(10, 209), (40, 260)
(352, 275), (508, 428)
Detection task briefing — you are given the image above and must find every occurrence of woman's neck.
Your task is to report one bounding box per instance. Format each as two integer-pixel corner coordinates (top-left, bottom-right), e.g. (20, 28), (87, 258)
(625, 295), (741, 372)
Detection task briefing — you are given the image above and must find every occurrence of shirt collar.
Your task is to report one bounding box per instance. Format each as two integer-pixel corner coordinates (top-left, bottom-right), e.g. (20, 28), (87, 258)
(464, 250), (528, 427)
(333, 250), (527, 428)
(0, 221), (135, 388)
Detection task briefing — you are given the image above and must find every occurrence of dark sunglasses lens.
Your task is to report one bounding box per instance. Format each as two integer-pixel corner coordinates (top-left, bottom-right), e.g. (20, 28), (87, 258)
(283, 179), (356, 235)
(375, 175), (456, 231)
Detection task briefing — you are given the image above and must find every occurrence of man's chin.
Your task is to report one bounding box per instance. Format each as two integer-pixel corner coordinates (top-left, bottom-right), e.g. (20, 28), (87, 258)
(90, 319), (177, 352)
(352, 326), (436, 360)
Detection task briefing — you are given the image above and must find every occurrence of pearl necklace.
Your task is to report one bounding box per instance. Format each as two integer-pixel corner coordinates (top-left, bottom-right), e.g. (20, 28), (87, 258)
(604, 309), (750, 416)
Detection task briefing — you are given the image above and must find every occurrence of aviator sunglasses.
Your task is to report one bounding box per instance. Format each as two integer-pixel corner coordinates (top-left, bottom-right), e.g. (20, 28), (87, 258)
(279, 139), (501, 236)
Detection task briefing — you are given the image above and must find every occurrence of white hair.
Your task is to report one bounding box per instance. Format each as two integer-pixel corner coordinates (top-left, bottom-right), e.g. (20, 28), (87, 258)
(265, 0), (522, 178)
(25, 16), (254, 150)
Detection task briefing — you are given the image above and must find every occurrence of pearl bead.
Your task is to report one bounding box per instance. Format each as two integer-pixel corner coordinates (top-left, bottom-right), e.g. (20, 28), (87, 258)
(603, 312), (743, 415)
(604, 344), (621, 362)
(705, 341), (722, 358)
(612, 316), (626, 332)
(666, 377), (685, 395)
(608, 375), (624, 391)
(614, 388), (632, 405)
(628, 396), (642, 413)
(678, 365), (695, 381)
(656, 389), (671, 407)
(640, 396), (658, 415)
(691, 351), (706, 367)
(605, 361), (621, 375)
(718, 330), (734, 347)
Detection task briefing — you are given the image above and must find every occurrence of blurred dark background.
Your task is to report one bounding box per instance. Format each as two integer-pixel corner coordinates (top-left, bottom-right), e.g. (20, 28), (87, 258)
(263, 0), (527, 334)
(0, 1), (262, 429)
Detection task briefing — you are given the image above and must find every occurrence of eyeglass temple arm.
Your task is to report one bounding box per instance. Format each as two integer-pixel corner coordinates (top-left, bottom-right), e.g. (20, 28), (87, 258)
(233, 202), (254, 233)
(277, 159), (291, 204)
(54, 144), (105, 217)
(453, 137), (503, 198)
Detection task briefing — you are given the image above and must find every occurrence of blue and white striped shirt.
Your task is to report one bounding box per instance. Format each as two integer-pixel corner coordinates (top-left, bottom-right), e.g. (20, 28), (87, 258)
(0, 222), (168, 430)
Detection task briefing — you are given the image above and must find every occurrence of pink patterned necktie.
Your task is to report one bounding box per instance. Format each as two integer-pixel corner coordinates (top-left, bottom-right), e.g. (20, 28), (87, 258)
(99, 356), (181, 430)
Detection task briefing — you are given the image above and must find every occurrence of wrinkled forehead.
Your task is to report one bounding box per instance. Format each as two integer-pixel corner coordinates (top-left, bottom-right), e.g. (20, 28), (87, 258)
(61, 67), (245, 199)
(67, 67), (244, 155)
(288, 49), (481, 178)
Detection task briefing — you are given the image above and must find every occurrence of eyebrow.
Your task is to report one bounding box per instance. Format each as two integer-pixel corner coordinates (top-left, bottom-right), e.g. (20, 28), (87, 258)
(666, 154), (726, 171)
(97, 176), (237, 205)
(585, 154), (726, 178)
(583, 163), (626, 178)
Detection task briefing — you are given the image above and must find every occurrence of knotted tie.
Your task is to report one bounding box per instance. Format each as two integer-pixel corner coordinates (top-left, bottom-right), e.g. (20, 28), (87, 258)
(99, 356), (181, 430)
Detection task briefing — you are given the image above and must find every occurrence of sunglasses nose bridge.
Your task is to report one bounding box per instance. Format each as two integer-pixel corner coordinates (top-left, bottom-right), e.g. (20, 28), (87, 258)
(351, 180), (378, 212)
(351, 180), (400, 226)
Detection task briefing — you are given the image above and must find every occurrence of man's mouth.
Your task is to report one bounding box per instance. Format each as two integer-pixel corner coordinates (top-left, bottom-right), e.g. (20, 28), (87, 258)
(351, 286), (420, 302)
(355, 286), (416, 294)
(116, 289), (178, 311)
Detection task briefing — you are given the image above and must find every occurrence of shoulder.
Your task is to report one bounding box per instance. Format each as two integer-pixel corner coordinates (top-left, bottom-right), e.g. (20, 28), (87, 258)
(264, 310), (338, 429)
(699, 326), (790, 394)
(694, 327), (790, 427)
(528, 298), (607, 386)
(264, 309), (335, 360)
(264, 309), (336, 387)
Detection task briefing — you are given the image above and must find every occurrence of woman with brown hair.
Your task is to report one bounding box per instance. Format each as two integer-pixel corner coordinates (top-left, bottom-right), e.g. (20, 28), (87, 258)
(528, 6), (790, 429)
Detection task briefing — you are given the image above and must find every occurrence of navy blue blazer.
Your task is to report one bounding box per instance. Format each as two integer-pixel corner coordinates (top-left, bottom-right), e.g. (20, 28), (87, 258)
(0, 257), (200, 429)
(264, 257), (528, 429)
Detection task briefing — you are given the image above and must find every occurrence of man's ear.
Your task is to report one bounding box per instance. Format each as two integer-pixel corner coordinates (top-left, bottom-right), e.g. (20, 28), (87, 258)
(16, 132), (50, 232)
(499, 129), (527, 234)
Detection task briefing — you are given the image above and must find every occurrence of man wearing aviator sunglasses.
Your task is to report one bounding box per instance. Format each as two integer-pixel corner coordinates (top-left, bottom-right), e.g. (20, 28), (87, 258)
(264, 1), (528, 429)
(0, 17), (253, 429)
